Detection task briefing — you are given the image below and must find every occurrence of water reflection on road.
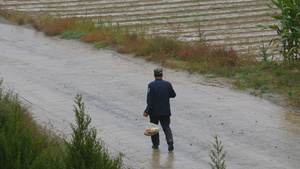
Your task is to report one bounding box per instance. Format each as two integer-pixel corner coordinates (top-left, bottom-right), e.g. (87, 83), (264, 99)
(150, 150), (174, 169)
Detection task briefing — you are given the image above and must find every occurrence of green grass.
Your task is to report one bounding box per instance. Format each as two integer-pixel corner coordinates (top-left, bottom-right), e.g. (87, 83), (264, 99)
(0, 80), (65, 168)
(231, 61), (300, 107)
(0, 80), (123, 168)
(61, 31), (85, 40)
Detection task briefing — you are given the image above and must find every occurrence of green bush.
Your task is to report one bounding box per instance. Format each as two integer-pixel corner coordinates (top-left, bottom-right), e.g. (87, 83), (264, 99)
(64, 94), (122, 169)
(0, 81), (64, 169)
(147, 36), (180, 55)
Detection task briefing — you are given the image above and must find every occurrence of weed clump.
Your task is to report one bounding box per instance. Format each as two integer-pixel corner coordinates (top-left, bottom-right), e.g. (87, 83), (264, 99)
(209, 134), (227, 169)
(64, 94), (122, 169)
(43, 17), (78, 36)
(0, 80), (64, 169)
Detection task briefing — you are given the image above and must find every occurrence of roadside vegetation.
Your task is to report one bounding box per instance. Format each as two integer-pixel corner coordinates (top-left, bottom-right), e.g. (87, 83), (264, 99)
(0, 80), (64, 169)
(0, 80), (123, 169)
(0, 0), (299, 110)
(209, 134), (227, 169)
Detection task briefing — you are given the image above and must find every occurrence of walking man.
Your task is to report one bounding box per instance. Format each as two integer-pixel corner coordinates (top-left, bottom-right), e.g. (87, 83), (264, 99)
(143, 68), (176, 151)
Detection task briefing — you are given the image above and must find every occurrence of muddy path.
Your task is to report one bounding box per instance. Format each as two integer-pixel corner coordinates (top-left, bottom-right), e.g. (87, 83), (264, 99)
(0, 19), (300, 169)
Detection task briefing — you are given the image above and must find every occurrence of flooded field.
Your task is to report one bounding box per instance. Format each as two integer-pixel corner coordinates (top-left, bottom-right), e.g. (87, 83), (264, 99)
(1, 0), (277, 54)
(0, 18), (300, 169)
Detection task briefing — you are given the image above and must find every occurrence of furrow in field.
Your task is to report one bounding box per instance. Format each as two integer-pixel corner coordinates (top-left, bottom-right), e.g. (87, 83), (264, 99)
(1, 0), (157, 6)
(1, 0), (273, 53)
(155, 29), (275, 44)
(108, 14), (274, 34)
(153, 27), (275, 39)
(4, 0), (268, 17)
(2, 0), (267, 15)
(20, 3), (269, 20)
(2, 0), (271, 27)
(101, 10), (271, 26)
(1, 0), (262, 7)
(150, 20), (275, 34)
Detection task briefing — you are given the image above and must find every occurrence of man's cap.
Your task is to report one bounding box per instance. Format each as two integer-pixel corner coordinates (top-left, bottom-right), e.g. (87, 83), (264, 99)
(154, 68), (163, 74)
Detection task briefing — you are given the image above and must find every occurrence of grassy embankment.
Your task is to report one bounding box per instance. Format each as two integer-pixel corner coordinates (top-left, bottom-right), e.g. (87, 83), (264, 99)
(0, 7), (299, 109)
(0, 80), (123, 169)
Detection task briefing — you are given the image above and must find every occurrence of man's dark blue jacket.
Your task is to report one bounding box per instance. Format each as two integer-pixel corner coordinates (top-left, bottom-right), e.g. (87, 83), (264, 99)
(144, 78), (176, 116)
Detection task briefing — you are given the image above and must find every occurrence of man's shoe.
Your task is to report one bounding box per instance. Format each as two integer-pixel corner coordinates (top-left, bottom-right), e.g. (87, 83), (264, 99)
(168, 140), (174, 152)
(152, 145), (159, 149)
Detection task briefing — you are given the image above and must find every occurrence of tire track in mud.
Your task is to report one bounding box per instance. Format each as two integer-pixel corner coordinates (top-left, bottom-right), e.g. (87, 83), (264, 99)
(0, 19), (300, 169)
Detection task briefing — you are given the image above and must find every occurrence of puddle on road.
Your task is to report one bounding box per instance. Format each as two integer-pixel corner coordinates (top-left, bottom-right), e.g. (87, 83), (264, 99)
(149, 150), (174, 169)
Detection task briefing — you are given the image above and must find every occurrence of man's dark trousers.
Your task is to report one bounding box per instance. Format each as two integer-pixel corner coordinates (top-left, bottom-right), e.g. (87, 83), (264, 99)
(150, 115), (173, 146)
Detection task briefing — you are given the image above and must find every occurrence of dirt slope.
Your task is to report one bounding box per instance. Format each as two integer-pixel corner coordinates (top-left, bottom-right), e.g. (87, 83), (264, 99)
(0, 19), (299, 169)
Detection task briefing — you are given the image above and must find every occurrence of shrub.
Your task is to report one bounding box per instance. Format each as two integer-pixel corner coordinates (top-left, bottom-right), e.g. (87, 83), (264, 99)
(27, 16), (43, 31)
(117, 32), (148, 55)
(43, 17), (78, 36)
(211, 46), (239, 68)
(0, 6), (20, 23)
(175, 44), (206, 62)
(81, 30), (109, 43)
(0, 81), (64, 169)
(147, 36), (180, 55)
(82, 29), (119, 48)
(64, 94), (122, 169)
(174, 44), (239, 71)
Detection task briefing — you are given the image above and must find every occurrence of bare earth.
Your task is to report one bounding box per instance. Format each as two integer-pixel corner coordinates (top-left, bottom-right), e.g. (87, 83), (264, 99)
(0, 19), (299, 169)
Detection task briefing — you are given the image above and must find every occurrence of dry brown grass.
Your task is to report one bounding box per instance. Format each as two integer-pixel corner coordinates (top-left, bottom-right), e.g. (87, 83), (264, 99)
(0, 6), (23, 24)
(81, 30), (109, 43)
(43, 17), (78, 36)
(117, 33), (148, 55)
(116, 31), (242, 72)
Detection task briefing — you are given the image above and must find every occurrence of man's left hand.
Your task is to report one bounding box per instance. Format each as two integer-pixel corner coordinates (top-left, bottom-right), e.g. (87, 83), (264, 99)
(143, 112), (148, 117)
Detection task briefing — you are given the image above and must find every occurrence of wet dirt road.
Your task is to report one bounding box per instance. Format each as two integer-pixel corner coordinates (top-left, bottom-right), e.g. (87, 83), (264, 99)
(0, 19), (300, 169)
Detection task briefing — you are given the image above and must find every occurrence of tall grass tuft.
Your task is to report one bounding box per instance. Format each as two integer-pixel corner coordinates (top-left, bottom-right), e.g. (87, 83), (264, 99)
(209, 134), (227, 169)
(117, 32), (149, 56)
(43, 17), (78, 36)
(64, 94), (122, 169)
(0, 80), (64, 169)
(0, 6), (24, 24)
